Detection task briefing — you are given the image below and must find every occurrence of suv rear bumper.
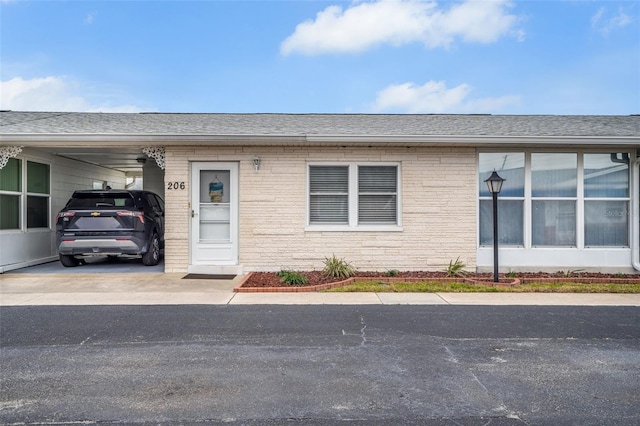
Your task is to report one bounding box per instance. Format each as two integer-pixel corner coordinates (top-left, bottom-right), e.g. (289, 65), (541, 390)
(58, 238), (145, 256)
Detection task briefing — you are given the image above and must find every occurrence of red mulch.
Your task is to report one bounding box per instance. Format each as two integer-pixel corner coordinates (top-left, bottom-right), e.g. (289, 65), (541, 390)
(241, 270), (637, 288)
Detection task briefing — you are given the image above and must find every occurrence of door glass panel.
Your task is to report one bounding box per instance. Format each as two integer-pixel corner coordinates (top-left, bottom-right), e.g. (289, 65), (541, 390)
(200, 170), (230, 203)
(199, 170), (231, 242)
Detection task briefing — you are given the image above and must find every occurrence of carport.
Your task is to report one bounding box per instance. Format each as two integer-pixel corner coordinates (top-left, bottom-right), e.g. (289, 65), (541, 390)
(0, 143), (165, 273)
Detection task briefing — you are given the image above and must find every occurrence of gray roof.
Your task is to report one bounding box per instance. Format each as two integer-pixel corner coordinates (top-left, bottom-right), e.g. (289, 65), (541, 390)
(1, 112), (638, 146)
(1, 111), (638, 136)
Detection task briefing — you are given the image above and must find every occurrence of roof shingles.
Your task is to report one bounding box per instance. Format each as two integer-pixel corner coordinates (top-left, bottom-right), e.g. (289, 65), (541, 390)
(1, 111), (638, 137)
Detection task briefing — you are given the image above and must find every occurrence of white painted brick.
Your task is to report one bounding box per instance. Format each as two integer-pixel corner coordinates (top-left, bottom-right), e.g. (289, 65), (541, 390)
(163, 146), (477, 273)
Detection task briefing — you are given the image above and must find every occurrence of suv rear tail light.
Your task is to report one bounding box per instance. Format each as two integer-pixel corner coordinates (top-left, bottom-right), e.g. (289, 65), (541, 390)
(117, 211), (145, 223)
(56, 211), (75, 221)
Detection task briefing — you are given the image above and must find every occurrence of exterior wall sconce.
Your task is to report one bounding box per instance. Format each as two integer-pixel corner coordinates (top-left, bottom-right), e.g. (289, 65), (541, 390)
(484, 170), (506, 282)
(253, 156), (261, 171)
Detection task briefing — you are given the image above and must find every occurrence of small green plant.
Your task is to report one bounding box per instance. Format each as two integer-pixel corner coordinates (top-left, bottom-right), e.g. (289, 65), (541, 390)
(560, 269), (585, 277)
(276, 270), (308, 286)
(322, 254), (355, 278)
(616, 273), (626, 279)
(506, 270), (518, 278)
(445, 257), (468, 277)
(386, 269), (400, 277)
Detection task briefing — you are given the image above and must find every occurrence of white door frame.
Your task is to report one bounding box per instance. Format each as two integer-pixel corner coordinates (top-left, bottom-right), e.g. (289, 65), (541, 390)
(189, 161), (240, 274)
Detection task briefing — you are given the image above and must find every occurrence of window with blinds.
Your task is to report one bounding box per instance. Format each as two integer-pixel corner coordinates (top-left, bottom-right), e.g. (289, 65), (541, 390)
(309, 164), (399, 227)
(309, 166), (349, 224)
(358, 166), (397, 224)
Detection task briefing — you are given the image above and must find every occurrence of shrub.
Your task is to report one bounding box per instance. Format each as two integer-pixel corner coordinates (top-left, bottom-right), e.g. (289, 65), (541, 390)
(322, 254), (355, 278)
(386, 269), (400, 277)
(445, 257), (469, 277)
(276, 270), (308, 286)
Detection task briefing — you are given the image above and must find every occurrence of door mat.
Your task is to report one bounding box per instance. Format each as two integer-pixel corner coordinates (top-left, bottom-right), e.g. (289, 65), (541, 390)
(182, 274), (237, 280)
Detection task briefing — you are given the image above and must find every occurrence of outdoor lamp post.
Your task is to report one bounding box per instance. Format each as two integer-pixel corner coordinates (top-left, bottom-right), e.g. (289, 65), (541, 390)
(484, 171), (506, 282)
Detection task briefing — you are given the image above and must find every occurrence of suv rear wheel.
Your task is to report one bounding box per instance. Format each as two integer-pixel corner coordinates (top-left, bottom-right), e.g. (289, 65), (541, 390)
(59, 254), (79, 267)
(142, 232), (160, 266)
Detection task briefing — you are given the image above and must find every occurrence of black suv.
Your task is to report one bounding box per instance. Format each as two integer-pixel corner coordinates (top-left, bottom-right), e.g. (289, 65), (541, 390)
(55, 190), (165, 267)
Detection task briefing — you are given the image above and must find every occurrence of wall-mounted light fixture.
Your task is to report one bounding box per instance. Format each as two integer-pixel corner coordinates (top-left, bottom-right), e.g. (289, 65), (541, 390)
(253, 156), (261, 171)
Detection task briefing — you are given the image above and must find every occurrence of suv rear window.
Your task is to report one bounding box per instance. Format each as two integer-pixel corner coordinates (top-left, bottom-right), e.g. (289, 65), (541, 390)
(67, 194), (135, 209)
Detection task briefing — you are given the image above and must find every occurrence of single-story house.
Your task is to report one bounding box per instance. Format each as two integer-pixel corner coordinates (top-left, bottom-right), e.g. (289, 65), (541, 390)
(1, 111), (639, 274)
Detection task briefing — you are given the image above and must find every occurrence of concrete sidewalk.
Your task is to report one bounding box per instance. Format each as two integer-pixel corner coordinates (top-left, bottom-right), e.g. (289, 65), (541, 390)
(2, 273), (640, 306)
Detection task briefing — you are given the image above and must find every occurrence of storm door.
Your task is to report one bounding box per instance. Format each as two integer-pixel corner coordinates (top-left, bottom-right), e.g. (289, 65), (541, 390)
(190, 162), (238, 268)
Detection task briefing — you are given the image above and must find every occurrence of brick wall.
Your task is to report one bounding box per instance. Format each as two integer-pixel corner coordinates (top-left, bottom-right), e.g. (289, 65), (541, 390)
(164, 145), (477, 273)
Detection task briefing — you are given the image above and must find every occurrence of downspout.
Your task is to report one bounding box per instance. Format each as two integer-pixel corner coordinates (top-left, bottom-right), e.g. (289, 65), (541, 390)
(632, 153), (640, 271)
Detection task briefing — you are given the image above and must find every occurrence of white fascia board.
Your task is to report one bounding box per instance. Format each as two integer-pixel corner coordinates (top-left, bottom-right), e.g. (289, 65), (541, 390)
(0, 134), (306, 146)
(1, 133), (638, 147)
(306, 135), (640, 146)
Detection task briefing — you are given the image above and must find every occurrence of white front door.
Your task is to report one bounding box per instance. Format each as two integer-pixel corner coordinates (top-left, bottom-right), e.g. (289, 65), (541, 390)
(190, 162), (239, 272)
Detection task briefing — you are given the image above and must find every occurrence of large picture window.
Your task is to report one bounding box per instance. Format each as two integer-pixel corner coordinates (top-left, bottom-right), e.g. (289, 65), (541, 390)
(478, 153), (524, 246)
(479, 151), (630, 249)
(309, 164), (399, 228)
(584, 153), (629, 246)
(531, 153), (577, 246)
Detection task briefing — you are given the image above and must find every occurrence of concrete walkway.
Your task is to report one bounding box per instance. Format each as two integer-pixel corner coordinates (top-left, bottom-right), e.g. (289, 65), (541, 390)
(2, 272), (640, 306)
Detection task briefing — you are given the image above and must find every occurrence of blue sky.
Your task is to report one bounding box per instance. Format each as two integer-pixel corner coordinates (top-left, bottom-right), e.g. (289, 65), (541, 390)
(1, 0), (638, 114)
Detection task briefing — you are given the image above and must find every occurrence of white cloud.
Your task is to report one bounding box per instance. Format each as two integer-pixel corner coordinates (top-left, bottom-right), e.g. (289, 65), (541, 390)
(591, 7), (633, 35)
(372, 80), (519, 113)
(281, 0), (522, 56)
(0, 76), (146, 112)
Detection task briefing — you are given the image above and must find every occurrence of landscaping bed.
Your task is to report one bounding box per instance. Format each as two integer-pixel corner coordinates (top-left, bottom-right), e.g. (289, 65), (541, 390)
(236, 270), (640, 292)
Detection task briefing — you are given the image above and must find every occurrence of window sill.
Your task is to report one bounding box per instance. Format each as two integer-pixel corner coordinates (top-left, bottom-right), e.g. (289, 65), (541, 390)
(305, 225), (403, 232)
(478, 246), (630, 250)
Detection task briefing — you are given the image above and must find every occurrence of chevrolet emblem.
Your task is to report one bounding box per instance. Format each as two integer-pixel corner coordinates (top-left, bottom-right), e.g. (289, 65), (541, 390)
(91, 212), (100, 217)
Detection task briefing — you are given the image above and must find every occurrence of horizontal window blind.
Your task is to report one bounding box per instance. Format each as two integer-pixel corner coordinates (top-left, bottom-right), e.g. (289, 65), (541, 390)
(358, 166), (397, 224)
(309, 166), (348, 224)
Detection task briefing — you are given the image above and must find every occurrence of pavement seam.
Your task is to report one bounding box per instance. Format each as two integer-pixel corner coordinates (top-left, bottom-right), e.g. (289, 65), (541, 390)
(435, 293), (451, 305)
(226, 292), (238, 305)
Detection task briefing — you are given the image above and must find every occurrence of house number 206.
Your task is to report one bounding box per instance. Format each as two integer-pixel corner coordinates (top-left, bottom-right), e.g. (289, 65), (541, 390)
(167, 182), (186, 190)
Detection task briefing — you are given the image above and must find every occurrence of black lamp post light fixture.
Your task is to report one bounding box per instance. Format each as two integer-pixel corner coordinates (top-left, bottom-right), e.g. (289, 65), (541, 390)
(484, 170), (506, 282)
